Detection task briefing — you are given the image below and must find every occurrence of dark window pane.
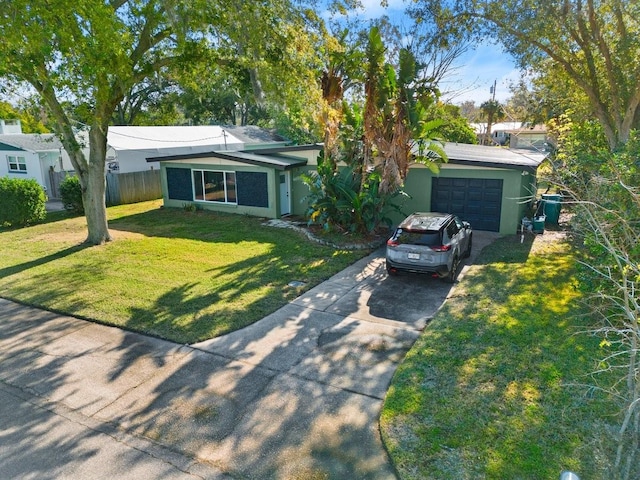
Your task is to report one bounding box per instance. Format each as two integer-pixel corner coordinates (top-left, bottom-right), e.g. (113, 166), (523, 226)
(396, 230), (441, 246)
(226, 172), (236, 203)
(193, 170), (204, 200)
(204, 171), (225, 202)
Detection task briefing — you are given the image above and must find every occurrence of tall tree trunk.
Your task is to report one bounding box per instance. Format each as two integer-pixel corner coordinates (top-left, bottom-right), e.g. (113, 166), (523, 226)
(39, 83), (112, 245)
(82, 125), (112, 245)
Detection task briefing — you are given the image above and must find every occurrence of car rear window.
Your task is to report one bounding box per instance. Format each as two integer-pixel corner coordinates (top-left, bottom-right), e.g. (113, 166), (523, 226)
(395, 229), (441, 246)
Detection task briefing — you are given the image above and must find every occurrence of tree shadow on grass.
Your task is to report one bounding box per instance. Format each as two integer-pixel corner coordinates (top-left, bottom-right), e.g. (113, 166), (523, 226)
(0, 244), (89, 279)
(381, 233), (613, 479)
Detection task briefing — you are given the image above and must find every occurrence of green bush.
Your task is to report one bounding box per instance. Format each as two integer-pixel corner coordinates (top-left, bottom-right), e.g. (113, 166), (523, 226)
(301, 154), (405, 234)
(0, 176), (47, 227)
(59, 175), (84, 214)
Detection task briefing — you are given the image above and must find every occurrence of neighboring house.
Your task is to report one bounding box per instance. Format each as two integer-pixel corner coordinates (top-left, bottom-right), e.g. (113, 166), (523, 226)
(399, 143), (547, 234)
(152, 142), (545, 235)
(148, 144), (322, 218)
(0, 120), (74, 196)
(507, 124), (549, 150)
(471, 121), (549, 150)
(105, 125), (287, 173)
(471, 121), (521, 146)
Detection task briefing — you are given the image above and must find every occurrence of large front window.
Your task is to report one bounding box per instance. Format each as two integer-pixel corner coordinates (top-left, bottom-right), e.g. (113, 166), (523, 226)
(7, 155), (27, 173)
(193, 170), (237, 203)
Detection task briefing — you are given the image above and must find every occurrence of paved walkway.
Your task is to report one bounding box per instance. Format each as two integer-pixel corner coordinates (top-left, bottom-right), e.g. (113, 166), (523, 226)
(0, 233), (497, 479)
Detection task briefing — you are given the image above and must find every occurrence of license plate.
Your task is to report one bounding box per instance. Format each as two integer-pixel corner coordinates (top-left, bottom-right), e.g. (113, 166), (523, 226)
(407, 253), (420, 260)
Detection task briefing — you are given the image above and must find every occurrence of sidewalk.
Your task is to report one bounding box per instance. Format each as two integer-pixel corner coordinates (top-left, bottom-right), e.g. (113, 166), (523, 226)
(0, 233), (497, 478)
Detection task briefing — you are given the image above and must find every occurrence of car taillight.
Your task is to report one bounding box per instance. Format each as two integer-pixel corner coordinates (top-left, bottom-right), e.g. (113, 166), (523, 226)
(431, 244), (451, 252)
(387, 239), (399, 247)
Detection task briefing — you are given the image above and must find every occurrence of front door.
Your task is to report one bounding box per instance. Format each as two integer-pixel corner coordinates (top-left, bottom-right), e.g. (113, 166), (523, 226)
(279, 171), (291, 216)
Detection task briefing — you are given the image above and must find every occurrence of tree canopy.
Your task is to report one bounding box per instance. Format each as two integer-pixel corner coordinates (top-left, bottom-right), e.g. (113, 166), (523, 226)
(0, 0), (329, 243)
(410, 0), (640, 150)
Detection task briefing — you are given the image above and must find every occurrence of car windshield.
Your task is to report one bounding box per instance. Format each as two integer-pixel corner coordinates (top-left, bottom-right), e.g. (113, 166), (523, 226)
(395, 229), (440, 246)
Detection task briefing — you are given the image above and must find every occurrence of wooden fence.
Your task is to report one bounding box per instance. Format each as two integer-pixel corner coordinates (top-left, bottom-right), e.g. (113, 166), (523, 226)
(106, 169), (162, 206)
(49, 169), (162, 206)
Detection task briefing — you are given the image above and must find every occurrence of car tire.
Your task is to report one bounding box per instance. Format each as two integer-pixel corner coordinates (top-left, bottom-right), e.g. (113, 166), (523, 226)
(445, 255), (460, 284)
(464, 234), (473, 258)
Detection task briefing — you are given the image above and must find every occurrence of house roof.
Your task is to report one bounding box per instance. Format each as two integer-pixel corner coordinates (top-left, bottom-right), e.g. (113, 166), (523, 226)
(220, 125), (286, 145)
(209, 151), (308, 170)
(146, 144), (320, 170)
(0, 141), (25, 152)
(470, 122), (522, 134)
(441, 143), (547, 171)
(107, 125), (245, 151)
(0, 133), (63, 152)
(505, 124), (547, 134)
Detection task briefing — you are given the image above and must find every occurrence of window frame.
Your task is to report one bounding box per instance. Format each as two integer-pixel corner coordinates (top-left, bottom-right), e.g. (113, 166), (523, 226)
(7, 155), (27, 173)
(192, 169), (237, 204)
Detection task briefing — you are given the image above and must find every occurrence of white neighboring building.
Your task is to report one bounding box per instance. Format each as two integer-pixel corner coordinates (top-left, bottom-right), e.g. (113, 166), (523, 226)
(0, 120), (74, 195)
(470, 122), (522, 146)
(106, 125), (286, 173)
(470, 121), (549, 150)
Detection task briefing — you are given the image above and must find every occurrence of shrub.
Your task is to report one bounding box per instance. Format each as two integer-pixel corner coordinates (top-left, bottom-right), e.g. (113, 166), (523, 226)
(301, 155), (405, 234)
(0, 176), (47, 227)
(59, 175), (84, 214)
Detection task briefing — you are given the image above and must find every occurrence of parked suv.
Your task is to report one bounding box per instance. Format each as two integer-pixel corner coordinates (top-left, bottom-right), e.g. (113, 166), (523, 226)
(385, 212), (472, 283)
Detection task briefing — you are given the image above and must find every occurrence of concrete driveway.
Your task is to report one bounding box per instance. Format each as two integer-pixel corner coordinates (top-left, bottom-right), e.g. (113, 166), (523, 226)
(0, 232), (497, 479)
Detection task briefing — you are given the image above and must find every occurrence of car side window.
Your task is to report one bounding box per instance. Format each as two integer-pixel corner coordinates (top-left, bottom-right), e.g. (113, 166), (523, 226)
(454, 217), (464, 230)
(446, 221), (459, 238)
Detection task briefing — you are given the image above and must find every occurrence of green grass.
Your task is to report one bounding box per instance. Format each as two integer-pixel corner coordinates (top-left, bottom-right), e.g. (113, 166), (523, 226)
(381, 233), (619, 479)
(0, 200), (367, 343)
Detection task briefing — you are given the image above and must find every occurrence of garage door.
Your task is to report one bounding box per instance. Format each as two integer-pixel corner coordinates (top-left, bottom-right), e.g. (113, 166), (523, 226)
(431, 178), (503, 231)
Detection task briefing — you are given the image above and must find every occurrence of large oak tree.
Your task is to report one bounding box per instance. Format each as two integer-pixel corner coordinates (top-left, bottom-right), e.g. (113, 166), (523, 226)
(0, 0), (197, 244)
(0, 0), (329, 244)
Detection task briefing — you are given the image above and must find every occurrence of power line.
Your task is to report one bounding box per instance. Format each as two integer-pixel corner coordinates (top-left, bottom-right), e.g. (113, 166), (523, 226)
(108, 128), (229, 143)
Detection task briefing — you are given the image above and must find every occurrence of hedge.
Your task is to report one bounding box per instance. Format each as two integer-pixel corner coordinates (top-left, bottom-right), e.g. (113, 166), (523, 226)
(0, 177), (47, 227)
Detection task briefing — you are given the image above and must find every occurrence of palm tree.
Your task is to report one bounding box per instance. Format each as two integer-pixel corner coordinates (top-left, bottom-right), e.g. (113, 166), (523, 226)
(363, 27), (445, 193)
(480, 100), (505, 145)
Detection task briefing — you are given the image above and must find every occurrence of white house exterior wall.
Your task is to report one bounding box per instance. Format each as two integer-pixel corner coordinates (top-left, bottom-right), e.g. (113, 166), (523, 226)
(1, 149), (43, 185)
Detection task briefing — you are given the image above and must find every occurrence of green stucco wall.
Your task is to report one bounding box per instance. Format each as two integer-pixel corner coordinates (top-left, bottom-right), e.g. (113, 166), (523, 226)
(394, 165), (537, 235)
(160, 161), (279, 218)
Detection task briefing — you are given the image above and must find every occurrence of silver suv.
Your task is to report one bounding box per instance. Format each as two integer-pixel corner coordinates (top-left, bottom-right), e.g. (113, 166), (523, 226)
(385, 212), (472, 283)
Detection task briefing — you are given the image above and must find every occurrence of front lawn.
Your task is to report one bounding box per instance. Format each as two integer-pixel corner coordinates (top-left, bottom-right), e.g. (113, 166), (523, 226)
(0, 200), (367, 343)
(381, 232), (618, 478)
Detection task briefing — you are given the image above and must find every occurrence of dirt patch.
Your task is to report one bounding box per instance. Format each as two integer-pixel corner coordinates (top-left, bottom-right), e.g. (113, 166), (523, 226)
(28, 229), (146, 244)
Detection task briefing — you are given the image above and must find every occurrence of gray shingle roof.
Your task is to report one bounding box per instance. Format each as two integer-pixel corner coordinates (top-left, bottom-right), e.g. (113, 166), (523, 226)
(0, 134), (63, 152)
(220, 125), (286, 144)
(442, 143), (547, 170)
(146, 144), (320, 170)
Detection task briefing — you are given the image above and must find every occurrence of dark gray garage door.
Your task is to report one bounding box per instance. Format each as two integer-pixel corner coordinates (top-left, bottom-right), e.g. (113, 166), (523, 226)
(431, 177), (503, 231)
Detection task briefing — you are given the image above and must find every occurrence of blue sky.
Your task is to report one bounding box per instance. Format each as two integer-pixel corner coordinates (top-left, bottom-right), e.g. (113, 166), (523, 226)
(325, 0), (521, 105)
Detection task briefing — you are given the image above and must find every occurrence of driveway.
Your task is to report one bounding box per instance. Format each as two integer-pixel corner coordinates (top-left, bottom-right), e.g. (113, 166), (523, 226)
(0, 231), (497, 479)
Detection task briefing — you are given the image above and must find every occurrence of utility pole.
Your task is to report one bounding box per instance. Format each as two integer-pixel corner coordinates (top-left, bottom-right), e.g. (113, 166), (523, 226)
(485, 79), (497, 145)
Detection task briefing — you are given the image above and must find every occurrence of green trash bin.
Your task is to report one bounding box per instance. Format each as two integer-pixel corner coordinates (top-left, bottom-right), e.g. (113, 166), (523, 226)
(541, 194), (563, 224)
(533, 215), (546, 234)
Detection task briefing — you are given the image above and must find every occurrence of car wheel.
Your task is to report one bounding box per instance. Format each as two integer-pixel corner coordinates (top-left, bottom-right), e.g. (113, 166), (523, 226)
(445, 255), (460, 284)
(464, 234), (473, 258)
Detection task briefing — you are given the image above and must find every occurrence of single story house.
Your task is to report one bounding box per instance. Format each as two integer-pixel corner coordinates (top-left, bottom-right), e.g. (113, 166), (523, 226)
(471, 121), (521, 146)
(399, 143), (547, 234)
(0, 121), (74, 195)
(106, 125), (287, 173)
(147, 144), (321, 218)
(506, 124), (550, 150)
(471, 121), (550, 151)
(150, 142), (546, 235)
